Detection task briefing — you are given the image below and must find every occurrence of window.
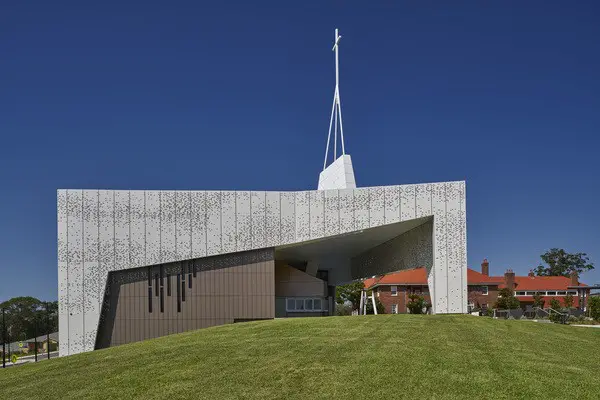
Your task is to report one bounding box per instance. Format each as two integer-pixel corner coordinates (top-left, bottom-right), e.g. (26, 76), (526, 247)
(287, 298), (295, 311)
(515, 291), (526, 296)
(547, 291), (557, 296)
(313, 299), (322, 310)
(557, 291), (567, 296)
(526, 291), (537, 296)
(391, 304), (398, 314)
(481, 286), (489, 295)
(391, 286), (398, 296)
(304, 299), (313, 310)
(286, 298), (326, 312)
(568, 291), (578, 295)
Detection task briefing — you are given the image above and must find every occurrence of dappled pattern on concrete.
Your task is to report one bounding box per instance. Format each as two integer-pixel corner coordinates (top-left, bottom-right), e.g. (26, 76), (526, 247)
(351, 220), (433, 281)
(58, 181), (466, 355)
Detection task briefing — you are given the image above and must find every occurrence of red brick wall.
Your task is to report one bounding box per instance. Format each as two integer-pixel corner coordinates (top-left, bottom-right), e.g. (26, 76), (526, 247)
(376, 285), (430, 313)
(376, 285), (406, 313)
(468, 285), (499, 310)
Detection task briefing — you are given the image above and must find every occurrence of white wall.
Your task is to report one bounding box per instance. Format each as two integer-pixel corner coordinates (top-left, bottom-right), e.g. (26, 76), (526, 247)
(57, 180), (466, 356)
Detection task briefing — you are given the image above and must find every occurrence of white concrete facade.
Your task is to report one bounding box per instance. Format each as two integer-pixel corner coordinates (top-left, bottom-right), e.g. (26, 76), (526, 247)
(57, 181), (467, 356)
(318, 155), (357, 190)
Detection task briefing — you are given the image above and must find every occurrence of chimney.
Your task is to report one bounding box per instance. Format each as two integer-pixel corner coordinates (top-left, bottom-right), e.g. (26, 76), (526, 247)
(504, 269), (515, 290)
(528, 270), (535, 277)
(481, 259), (489, 276)
(570, 271), (579, 287)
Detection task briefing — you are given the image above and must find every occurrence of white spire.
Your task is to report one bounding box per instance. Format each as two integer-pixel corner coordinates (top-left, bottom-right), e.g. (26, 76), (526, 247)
(323, 28), (346, 170)
(318, 29), (356, 191)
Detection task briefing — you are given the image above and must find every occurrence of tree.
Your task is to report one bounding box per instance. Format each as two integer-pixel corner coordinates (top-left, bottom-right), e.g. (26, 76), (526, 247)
(532, 292), (545, 308)
(0, 297), (58, 341)
(495, 288), (520, 310)
(468, 290), (483, 310)
(535, 248), (594, 277)
(549, 297), (561, 311)
(564, 293), (574, 309)
(335, 281), (363, 310)
(589, 296), (600, 321)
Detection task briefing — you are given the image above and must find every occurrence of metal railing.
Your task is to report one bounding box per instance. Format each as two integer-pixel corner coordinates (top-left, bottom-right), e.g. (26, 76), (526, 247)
(545, 307), (569, 324)
(493, 307), (569, 324)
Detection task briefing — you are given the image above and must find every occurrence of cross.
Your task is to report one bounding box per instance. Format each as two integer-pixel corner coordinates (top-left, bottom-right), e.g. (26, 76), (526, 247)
(332, 29), (342, 51)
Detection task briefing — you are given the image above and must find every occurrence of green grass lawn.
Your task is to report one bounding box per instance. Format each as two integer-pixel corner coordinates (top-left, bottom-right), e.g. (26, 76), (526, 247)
(1, 315), (599, 399)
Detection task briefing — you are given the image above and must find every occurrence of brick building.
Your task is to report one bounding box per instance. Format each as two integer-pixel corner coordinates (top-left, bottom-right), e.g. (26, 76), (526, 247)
(365, 259), (590, 313)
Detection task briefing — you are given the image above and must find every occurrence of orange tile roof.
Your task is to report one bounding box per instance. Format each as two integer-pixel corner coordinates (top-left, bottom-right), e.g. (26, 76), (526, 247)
(378, 268), (428, 285)
(364, 267), (505, 288)
(500, 275), (587, 291)
(364, 267), (587, 290)
(362, 277), (380, 289)
(363, 267), (428, 288)
(467, 269), (504, 284)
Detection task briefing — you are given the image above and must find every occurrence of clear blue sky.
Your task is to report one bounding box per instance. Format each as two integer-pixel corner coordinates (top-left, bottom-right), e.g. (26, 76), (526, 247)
(1, 1), (599, 302)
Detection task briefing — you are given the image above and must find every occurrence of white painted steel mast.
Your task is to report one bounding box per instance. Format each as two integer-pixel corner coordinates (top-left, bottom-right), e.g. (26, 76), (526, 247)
(317, 29), (356, 191)
(323, 28), (346, 170)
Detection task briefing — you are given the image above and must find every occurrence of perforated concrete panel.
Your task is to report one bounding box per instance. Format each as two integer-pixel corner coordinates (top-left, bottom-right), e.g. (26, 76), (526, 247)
(57, 181), (467, 356)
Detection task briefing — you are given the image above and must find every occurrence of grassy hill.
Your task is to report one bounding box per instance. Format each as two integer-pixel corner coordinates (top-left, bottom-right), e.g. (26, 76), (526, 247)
(1, 315), (599, 399)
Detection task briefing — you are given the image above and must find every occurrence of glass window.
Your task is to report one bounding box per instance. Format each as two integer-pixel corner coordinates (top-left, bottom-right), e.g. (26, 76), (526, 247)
(526, 291), (537, 296)
(296, 299), (304, 310)
(287, 298), (295, 310)
(516, 291), (526, 296)
(391, 304), (398, 314)
(568, 291), (578, 295)
(547, 291), (556, 296)
(557, 291), (567, 296)
(481, 286), (489, 295)
(391, 286), (398, 296)
(305, 299), (313, 311)
(313, 299), (322, 311)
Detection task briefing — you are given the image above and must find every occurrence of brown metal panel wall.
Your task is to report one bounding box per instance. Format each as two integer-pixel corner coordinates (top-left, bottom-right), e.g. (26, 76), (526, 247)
(96, 248), (275, 349)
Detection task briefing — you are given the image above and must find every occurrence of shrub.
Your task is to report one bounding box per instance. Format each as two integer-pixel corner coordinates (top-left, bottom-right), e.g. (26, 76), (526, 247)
(335, 303), (353, 316)
(549, 313), (563, 324)
(407, 294), (427, 314)
(589, 296), (600, 321)
(495, 288), (521, 310)
(366, 296), (385, 315)
(549, 297), (561, 311)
